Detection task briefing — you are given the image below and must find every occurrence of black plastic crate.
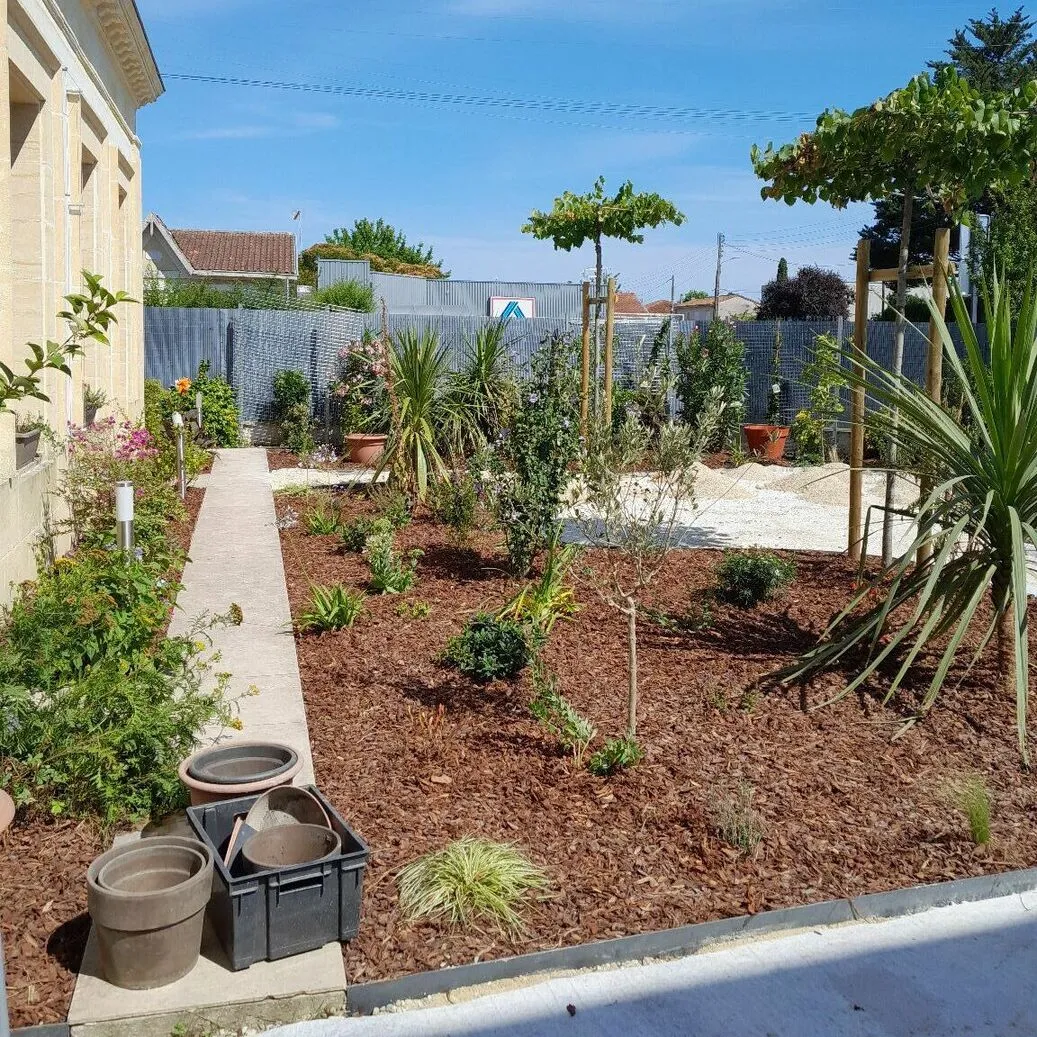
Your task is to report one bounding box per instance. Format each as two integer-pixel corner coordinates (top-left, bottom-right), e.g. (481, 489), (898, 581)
(186, 785), (369, 970)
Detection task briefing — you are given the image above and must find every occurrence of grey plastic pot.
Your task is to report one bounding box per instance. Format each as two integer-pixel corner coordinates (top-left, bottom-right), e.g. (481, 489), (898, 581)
(87, 836), (214, 989)
(241, 824), (341, 875)
(14, 429), (41, 470)
(179, 741), (302, 805)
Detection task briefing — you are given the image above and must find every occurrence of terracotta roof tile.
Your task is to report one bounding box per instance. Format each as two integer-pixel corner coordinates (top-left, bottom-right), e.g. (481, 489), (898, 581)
(645, 299), (674, 314)
(614, 291), (647, 314)
(168, 227), (296, 277)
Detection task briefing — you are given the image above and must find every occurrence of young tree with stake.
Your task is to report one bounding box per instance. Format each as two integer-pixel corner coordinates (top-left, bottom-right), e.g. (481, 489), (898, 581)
(752, 67), (1037, 564)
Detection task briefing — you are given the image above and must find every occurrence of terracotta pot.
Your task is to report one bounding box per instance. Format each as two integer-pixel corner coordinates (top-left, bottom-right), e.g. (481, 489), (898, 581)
(14, 429), (41, 470)
(345, 433), (387, 466)
(743, 424), (790, 462)
(178, 741), (302, 806)
(87, 836), (213, 989)
(0, 789), (14, 835)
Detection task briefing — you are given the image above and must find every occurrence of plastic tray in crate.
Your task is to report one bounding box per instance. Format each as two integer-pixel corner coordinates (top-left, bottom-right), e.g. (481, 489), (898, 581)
(186, 785), (369, 970)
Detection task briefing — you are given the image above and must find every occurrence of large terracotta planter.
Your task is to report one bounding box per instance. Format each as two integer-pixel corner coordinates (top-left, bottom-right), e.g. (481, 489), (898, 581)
(178, 741), (302, 806)
(0, 790), (14, 835)
(87, 836), (213, 989)
(743, 424), (790, 462)
(345, 433), (387, 466)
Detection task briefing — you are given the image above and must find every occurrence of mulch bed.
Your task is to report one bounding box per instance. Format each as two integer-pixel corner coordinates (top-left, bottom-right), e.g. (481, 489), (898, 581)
(266, 448), (355, 473)
(278, 488), (1037, 985)
(0, 485), (207, 1028)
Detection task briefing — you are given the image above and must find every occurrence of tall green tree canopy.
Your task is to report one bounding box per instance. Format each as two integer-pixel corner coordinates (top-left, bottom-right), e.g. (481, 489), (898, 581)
(751, 68), (1037, 218)
(522, 177), (685, 294)
(929, 6), (1037, 92)
(324, 219), (441, 270)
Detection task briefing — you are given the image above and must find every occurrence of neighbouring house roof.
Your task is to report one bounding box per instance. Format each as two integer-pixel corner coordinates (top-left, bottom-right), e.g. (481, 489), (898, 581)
(144, 214), (297, 278)
(645, 299), (675, 314)
(614, 291), (648, 315)
(674, 293), (758, 310)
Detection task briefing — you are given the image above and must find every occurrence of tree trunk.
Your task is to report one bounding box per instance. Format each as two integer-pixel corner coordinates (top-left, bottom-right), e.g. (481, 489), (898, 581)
(625, 596), (638, 740)
(881, 192), (913, 566)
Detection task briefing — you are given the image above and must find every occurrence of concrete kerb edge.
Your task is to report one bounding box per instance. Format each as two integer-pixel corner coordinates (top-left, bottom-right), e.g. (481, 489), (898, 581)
(12, 1026), (70, 1037)
(345, 865), (1037, 1016)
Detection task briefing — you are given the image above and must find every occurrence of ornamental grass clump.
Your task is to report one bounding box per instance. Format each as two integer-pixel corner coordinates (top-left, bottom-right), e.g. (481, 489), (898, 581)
(709, 782), (765, 856)
(297, 584), (366, 632)
(776, 275), (1037, 763)
(397, 837), (548, 932)
(945, 774), (993, 847)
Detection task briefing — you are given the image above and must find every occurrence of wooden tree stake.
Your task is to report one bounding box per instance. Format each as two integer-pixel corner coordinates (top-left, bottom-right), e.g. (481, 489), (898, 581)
(849, 239), (870, 562)
(603, 277), (616, 430)
(581, 281), (591, 437)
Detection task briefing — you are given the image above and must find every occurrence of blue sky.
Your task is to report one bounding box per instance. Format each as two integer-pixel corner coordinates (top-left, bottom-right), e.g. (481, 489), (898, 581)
(136, 0), (987, 303)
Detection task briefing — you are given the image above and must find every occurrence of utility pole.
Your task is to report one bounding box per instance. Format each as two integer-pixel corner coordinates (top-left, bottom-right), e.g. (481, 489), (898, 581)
(713, 233), (725, 321)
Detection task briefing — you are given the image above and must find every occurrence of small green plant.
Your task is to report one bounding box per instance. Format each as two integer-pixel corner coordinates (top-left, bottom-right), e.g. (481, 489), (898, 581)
(946, 774), (992, 846)
(365, 525), (421, 594)
(304, 502), (341, 536)
(370, 484), (412, 528)
(529, 665), (595, 764)
(297, 584), (366, 632)
(497, 538), (580, 643)
(709, 782), (765, 855)
(83, 382), (107, 412)
(430, 470), (479, 544)
(339, 515), (379, 553)
(396, 599), (432, 620)
(397, 837), (548, 932)
(189, 362), (240, 447)
(792, 332), (847, 462)
(444, 612), (531, 683)
(272, 370), (315, 455)
(587, 735), (644, 777)
(715, 550), (796, 607)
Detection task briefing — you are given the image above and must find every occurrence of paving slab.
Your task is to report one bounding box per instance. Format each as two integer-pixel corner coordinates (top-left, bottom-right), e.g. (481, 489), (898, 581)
(267, 892), (1037, 1037)
(68, 923), (343, 1037)
(67, 448), (344, 1036)
(173, 448), (316, 782)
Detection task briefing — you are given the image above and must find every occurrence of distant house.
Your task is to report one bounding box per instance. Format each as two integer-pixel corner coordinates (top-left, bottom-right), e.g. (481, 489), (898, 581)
(668, 293), (759, 322)
(143, 214), (297, 293)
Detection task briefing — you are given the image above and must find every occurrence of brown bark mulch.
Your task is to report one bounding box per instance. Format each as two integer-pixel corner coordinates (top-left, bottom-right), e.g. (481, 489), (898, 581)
(278, 489), (1037, 986)
(0, 485), (207, 1028)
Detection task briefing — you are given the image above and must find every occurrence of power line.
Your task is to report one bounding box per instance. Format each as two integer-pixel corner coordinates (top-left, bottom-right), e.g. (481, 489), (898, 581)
(164, 72), (816, 127)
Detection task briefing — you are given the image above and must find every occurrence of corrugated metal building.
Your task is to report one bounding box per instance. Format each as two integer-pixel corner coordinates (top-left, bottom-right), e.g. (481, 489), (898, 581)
(317, 259), (582, 319)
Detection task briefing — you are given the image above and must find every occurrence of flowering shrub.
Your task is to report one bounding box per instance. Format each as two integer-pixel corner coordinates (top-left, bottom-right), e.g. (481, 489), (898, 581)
(675, 320), (746, 451)
(331, 333), (390, 435)
(63, 417), (184, 565)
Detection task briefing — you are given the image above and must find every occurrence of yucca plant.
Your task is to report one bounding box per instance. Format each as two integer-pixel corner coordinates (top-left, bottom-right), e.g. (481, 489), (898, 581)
(397, 837), (548, 932)
(497, 534), (580, 641)
(446, 320), (518, 452)
(297, 584), (366, 632)
(776, 274), (1037, 763)
(378, 328), (471, 501)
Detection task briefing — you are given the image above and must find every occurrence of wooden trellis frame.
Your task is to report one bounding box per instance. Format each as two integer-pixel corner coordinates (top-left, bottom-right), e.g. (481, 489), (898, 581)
(848, 228), (953, 563)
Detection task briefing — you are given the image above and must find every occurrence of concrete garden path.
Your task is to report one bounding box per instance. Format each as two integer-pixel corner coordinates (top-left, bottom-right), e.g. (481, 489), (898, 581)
(68, 448), (345, 1035)
(268, 892), (1037, 1037)
(172, 447), (315, 782)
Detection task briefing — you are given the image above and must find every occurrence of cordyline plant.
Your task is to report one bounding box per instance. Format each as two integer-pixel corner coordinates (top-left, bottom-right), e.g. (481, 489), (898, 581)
(752, 67), (1037, 563)
(1, 272), (130, 415)
(776, 275), (1037, 764)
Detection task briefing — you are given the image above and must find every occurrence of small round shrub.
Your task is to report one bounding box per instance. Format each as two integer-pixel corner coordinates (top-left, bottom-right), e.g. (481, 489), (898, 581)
(715, 550), (796, 607)
(444, 612), (531, 683)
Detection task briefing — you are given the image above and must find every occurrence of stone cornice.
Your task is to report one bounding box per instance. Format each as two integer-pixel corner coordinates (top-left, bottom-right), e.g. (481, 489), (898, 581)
(91, 0), (163, 107)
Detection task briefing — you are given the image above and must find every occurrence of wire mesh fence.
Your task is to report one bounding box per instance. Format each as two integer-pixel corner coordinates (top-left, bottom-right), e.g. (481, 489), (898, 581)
(145, 306), (987, 433)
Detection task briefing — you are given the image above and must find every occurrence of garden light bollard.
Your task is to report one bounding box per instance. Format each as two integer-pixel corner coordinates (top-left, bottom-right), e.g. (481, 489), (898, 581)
(116, 480), (135, 555)
(172, 411), (187, 500)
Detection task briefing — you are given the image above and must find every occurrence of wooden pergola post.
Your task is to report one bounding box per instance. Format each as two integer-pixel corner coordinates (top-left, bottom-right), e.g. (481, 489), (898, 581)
(848, 239), (870, 563)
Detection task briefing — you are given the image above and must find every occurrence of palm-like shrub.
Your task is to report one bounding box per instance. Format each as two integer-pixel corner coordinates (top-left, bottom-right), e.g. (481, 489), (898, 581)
(379, 328), (470, 500)
(446, 321), (517, 452)
(778, 275), (1037, 762)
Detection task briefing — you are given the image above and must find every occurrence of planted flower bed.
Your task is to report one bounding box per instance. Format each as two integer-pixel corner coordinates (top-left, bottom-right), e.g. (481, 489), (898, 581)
(279, 487), (1037, 985)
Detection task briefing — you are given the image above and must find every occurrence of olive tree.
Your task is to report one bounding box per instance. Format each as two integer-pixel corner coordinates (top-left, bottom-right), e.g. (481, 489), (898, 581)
(751, 68), (1037, 562)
